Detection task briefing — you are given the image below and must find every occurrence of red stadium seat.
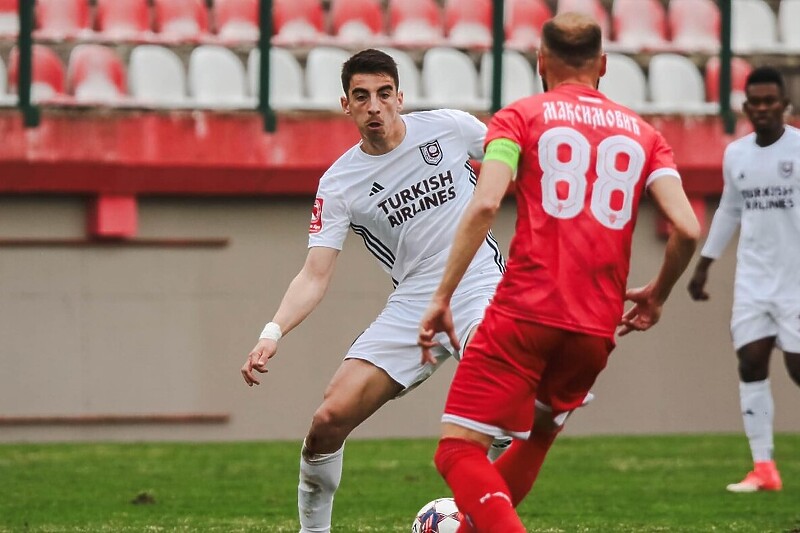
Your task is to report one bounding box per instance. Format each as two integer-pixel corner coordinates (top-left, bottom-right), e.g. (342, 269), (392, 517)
(612, 0), (668, 51)
(668, 0), (720, 52)
(705, 56), (753, 107)
(95, 0), (151, 41)
(0, 0), (18, 37)
(273, 0), (324, 45)
(505, 0), (552, 51)
(443, 0), (492, 48)
(330, 0), (384, 44)
(8, 44), (66, 102)
(387, 0), (443, 46)
(153, 0), (209, 42)
(36, 0), (91, 40)
(214, 0), (259, 42)
(556, 0), (610, 38)
(67, 44), (127, 103)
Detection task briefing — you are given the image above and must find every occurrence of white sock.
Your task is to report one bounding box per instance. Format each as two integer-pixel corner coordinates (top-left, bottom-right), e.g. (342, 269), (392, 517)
(739, 379), (774, 463)
(298, 441), (344, 533)
(487, 436), (512, 462)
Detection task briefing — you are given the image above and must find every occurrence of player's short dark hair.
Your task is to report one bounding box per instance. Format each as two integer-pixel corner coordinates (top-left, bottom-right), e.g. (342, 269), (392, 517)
(541, 15), (602, 69)
(340, 49), (399, 95)
(745, 66), (785, 95)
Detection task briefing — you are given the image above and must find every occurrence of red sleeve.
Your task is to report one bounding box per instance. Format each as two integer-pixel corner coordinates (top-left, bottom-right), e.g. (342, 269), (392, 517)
(485, 104), (527, 151)
(645, 129), (679, 180)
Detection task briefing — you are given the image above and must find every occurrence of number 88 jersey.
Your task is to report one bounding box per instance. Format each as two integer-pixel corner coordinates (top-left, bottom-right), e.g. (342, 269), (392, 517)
(486, 83), (681, 339)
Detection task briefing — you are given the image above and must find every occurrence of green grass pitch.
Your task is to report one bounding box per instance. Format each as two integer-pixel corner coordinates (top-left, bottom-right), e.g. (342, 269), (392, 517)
(1, 434), (798, 532)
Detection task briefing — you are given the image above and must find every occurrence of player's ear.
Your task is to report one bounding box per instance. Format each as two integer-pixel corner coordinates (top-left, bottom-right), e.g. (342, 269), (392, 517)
(599, 53), (607, 78)
(341, 95), (350, 115)
(397, 89), (404, 112)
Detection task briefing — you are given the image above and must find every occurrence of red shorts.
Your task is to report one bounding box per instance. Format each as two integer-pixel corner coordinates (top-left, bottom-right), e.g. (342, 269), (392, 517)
(442, 305), (614, 439)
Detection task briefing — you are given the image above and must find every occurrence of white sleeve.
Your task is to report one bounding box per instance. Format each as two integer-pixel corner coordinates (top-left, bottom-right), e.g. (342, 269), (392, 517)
(701, 152), (742, 259)
(307, 178), (350, 250)
(448, 109), (488, 160)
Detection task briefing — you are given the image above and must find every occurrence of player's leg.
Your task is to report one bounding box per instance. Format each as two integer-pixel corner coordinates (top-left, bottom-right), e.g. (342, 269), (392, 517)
(434, 307), (546, 533)
(728, 336), (781, 492)
(455, 293), (512, 462)
(299, 358), (403, 533)
(783, 351), (800, 387)
(493, 331), (609, 506)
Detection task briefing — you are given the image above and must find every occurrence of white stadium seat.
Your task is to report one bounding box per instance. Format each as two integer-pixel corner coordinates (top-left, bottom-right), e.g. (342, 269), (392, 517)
(248, 47), (307, 110)
(128, 45), (188, 107)
(421, 47), (486, 110)
(189, 45), (251, 108)
(480, 50), (540, 107)
(305, 46), (351, 110)
(648, 53), (717, 114)
(600, 53), (648, 112)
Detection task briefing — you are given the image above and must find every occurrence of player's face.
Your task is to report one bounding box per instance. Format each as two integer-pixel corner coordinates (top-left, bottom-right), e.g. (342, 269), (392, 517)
(743, 83), (787, 134)
(342, 73), (404, 143)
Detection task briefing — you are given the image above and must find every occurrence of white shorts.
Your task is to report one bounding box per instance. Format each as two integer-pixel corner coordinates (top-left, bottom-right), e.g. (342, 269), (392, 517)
(345, 289), (495, 391)
(731, 299), (800, 353)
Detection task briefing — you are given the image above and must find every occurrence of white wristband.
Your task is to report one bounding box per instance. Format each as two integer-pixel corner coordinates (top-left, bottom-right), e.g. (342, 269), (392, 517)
(259, 322), (282, 342)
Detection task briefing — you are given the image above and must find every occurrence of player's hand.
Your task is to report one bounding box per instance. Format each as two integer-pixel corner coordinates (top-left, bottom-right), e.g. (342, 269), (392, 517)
(241, 339), (278, 386)
(687, 269), (710, 301)
(617, 285), (662, 336)
(418, 298), (460, 366)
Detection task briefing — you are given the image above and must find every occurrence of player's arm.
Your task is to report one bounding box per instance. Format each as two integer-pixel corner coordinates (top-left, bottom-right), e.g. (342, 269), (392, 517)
(242, 246), (339, 386)
(687, 161), (742, 301)
(619, 175), (700, 336)
(419, 139), (517, 363)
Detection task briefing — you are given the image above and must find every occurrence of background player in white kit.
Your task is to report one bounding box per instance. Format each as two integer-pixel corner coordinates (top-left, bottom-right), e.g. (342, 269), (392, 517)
(688, 66), (800, 493)
(240, 49), (506, 532)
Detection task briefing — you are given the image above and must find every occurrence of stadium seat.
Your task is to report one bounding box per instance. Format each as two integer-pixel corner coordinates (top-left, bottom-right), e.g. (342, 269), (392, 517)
(480, 50), (540, 106)
(247, 47), (306, 109)
(214, 0), (259, 42)
(422, 47), (485, 110)
(153, 0), (209, 42)
(305, 46), (351, 110)
(779, 0), (800, 51)
(379, 47), (422, 107)
(443, 0), (492, 49)
(556, 0), (610, 39)
(600, 53), (648, 112)
(128, 44), (188, 107)
(330, 0), (385, 44)
(731, 0), (778, 53)
(0, 0), (18, 37)
(668, 0), (720, 52)
(504, 0), (552, 51)
(611, 0), (668, 52)
(67, 44), (127, 103)
(36, 0), (92, 40)
(189, 45), (251, 108)
(95, 0), (151, 41)
(273, 0), (325, 45)
(705, 56), (753, 109)
(387, 0), (444, 46)
(8, 44), (66, 102)
(648, 53), (716, 114)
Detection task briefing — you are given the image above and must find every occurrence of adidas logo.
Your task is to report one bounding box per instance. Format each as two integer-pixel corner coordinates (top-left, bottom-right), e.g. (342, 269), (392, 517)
(368, 182), (385, 196)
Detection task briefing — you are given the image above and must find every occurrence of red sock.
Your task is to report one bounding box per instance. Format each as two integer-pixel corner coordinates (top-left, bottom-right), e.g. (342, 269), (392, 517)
(434, 437), (526, 533)
(493, 429), (558, 506)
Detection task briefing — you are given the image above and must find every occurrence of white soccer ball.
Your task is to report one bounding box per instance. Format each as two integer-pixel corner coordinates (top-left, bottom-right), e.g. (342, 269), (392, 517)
(411, 497), (463, 533)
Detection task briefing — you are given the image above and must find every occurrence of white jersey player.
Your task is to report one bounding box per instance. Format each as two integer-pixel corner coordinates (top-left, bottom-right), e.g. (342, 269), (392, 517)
(240, 49), (504, 533)
(689, 66), (800, 493)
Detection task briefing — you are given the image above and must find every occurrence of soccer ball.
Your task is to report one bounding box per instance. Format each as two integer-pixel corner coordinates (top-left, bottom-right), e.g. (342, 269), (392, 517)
(411, 497), (463, 533)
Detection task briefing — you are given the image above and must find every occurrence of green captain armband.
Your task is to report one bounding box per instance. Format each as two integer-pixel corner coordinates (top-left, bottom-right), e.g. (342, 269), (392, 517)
(483, 138), (521, 174)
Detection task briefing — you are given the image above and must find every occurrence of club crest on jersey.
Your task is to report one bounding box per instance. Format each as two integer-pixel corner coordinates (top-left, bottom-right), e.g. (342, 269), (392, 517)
(779, 160), (794, 178)
(419, 140), (443, 166)
(309, 198), (323, 234)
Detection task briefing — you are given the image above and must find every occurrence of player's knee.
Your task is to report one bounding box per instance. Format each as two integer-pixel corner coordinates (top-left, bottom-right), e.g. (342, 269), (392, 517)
(307, 405), (350, 452)
(533, 407), (560, 434)
(738, 359), (769, 382)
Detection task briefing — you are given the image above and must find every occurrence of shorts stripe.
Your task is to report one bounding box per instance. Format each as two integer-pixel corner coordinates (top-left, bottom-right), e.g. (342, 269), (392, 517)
(442, 414), (530, 440)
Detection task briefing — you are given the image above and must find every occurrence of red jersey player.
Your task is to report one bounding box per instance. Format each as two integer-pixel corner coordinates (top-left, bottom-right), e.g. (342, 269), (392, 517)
(418, 13), (700, 533)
